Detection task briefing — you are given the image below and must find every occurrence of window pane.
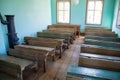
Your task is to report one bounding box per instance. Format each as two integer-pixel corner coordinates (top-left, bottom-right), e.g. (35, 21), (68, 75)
(64, 2), (70, 10)
(58, 11), (64, 23)
(58, 2), (64, 10)
(94, 11), (102, 24)
(117, 11), (120, 26)
(88, 1), (95, 10)
(95, 1), (103, 11)
(87, 11), (94, 24)
(64, 11), (70, 23)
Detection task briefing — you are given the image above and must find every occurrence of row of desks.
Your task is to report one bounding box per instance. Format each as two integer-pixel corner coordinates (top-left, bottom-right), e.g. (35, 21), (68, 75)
(66, 27), (120, 80)
(0, 24), (80, 80)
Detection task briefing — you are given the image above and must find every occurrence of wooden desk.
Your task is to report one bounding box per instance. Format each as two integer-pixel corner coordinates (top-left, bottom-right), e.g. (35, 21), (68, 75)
(0, 54), (33, 80)
(67, 66), (120, 80)
(17, 45), (55, 52)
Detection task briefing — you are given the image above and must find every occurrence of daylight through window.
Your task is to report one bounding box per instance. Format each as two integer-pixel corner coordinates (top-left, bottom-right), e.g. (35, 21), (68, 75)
(86, 0), (104, 24)
(57, 0), (70, 23)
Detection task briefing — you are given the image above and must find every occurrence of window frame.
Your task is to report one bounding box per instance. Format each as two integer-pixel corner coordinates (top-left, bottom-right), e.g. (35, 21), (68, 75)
(116, 0), (120, 29)
(85, 0), (104, 25)
(56, 0), (71, 24)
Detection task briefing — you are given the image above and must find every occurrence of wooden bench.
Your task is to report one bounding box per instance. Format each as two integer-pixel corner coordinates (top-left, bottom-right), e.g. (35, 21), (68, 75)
(85, 28), (114, 32)
(8, 45), (55, 72)
(37, 32), (70, 39)
(24, 37), (67, 57)
(37, 32), (71, 48)
(80, 53), (120, 61)
(48, 24), (80, 36)
(24, 38), (63, 58)
(84, 39), (120, 48)
(85, 36), (120, 42)
(81, 44), (120, 57)
(42, 30), (74, 44)
(78, 54), (120, 71)
(24, 37), (62, 49)
(0, 54), (32, 80)
(85, 32), (117, 37)
(85, 31), (116, 35)
(85, 31), (115, 35)
(43, 30), (75, 41)
(48, 26), (75, 33)
(66, 66), (120, 80)
(85, 28), (115, 33)
(85, 26), (111, 31)
(43, 30), (74, 35)
(85, 29), (112, 32)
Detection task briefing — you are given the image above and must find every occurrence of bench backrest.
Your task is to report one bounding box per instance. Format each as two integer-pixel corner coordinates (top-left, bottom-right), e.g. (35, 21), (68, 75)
(85, 32), (117, 37)
(0, 60), (21, 79)
(85, 26), (111, 31)
(27, 40), (57, 48)
(84, 39), (120, 48)
(37, 32), (70, 39)
(48, 27), (75, 32)
(81, 44), (120, 57)
(78, 56), (120, 71)
(67, 66), (120, 80)
(9, 48), (47, 61)
(48, 24), (80, 33)
(24, 37), (62, 49)
(85, 29), (111, 32)
(43, 30), (74, 35)
(85, 31), (115, 34)
(85, 36), (120, 42)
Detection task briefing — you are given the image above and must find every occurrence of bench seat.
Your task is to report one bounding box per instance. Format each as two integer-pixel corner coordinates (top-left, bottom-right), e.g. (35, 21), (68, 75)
(67, 66), (120, 80)
(42, 30), (75, 43)
(0, 54), (33, 80)
(80, 53), (120, 61)
(37, 32), (71, 48)
(43, 30), (74, 35)
(48, 24), (80, 36)
(85, 31), (115, 34)
(0, 73), (17, 80)
(24, 37), (62, 50)
(85, 26), (111, 30)
(8, 45), (54, 72)
(37, 32), (70, 39)
(85, 36), (120, 42)
(78, 55), (120, 71)
(24, 37), (66, 58)
(85, 29), (114, 32)
(81, 44), (120, 57)
(37, 32), (71, 41)
(85, 32), (117, 37)
(84, 39), (120, 48)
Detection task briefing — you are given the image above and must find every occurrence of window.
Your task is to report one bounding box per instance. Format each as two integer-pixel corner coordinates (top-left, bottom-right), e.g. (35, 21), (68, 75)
(86, 0), (104, 25)
(116, 1), (120, 28)
(57, 0), (70, 23)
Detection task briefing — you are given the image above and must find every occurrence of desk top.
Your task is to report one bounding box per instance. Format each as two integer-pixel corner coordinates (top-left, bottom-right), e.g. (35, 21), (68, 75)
(17, 45), (55, 52)
(80, 53), (120, 61)
(67, 66), (120, 80)
(0, 54), (33, 70)
(81, 44), (120, 51)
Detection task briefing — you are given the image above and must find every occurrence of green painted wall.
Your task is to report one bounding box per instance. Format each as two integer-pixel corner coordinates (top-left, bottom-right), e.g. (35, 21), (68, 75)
(0, 22), (6, 54)
(112, 0), (120, 37)
(0, 0), (51, 54)
(51, 0), (115, 32)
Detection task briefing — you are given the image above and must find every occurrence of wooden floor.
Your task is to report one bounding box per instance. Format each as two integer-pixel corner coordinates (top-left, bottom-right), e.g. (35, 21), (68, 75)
(24, 36), (84, 80)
